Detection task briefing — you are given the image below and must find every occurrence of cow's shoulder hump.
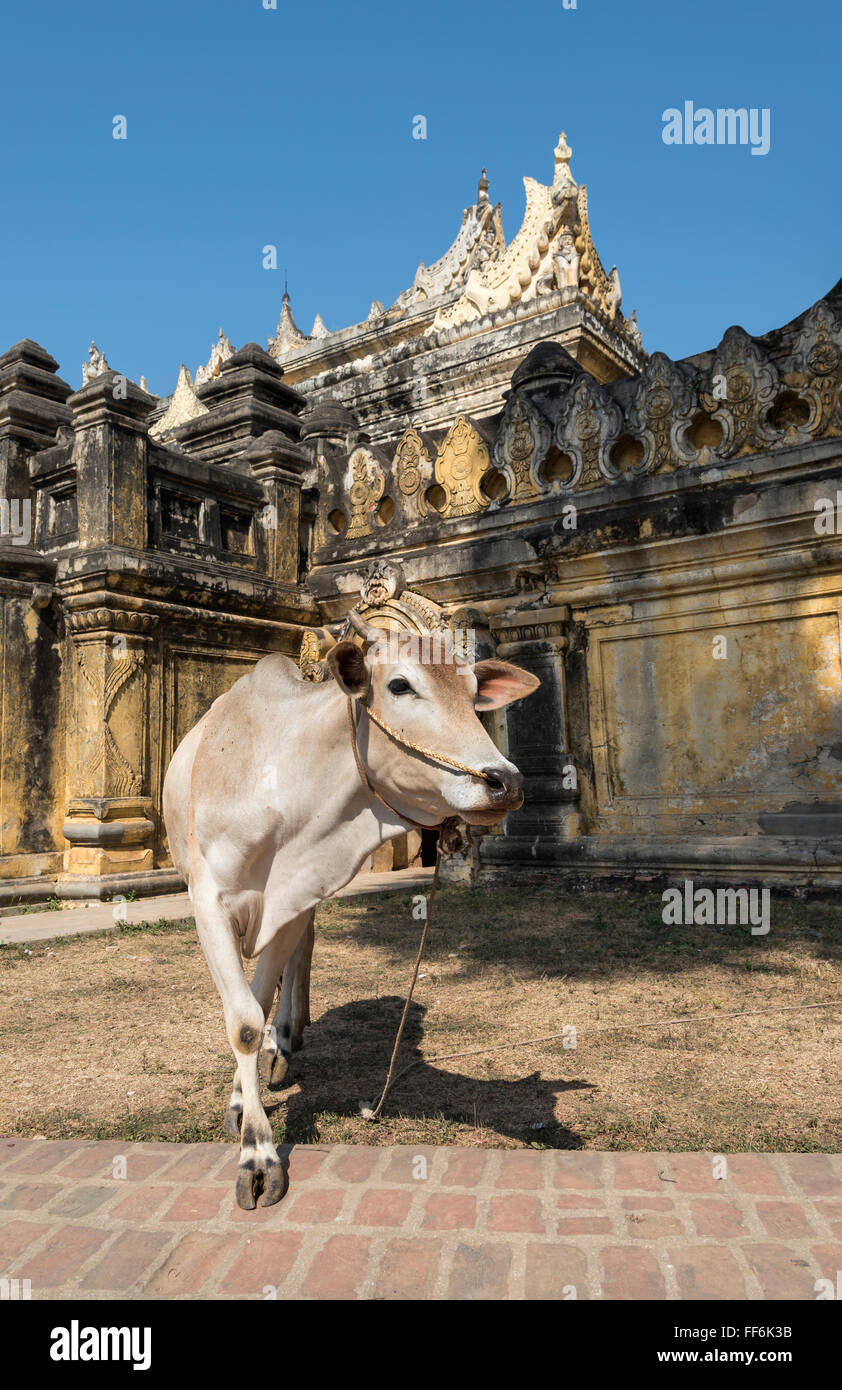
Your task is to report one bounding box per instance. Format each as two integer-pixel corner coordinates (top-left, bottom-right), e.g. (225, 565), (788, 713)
(244, 652), (313, 700)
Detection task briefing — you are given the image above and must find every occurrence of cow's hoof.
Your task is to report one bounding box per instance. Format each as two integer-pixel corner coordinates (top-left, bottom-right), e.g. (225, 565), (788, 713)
(224, 1104), (242, 1139)
(264, 1049), (290, 1089)
(235, 1156), (287, 1210)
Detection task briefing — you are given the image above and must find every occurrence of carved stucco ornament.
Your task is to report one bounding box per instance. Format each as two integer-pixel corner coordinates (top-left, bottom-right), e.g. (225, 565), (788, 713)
(195, 328), (234, 385)
(393, 427), (433, 518)
(434, 177), (560, 331)
(433, 136), (581, 333)
(431, 135), (637, 338)
(361, 585), (453, 636)
(554, 375), (623, 490)
(698, 326), (779, 458)
(433, 417), (491, 517)
(299, 561), (451, 682)
(67, 613), (156, 799)
(791, 300), (842, 439)
(393, 172), (505, 313)
(298, 629), (329, 682)
(267, 291), (311, 358)
(344, 447), (385, 539)
(149, 364), (209, 441)
(77, 653), (142, 795)
(625, 352), (697, 474)
(493, 393), (552, 501)
(360, 559), (406, 607)
(81, 341), (109, 385)
(574, 186), (622, 321)
(357, 561), (449, 634)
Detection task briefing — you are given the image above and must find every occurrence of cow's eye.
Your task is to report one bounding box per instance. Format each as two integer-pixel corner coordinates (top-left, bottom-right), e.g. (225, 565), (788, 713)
(388, 677), (414, 696)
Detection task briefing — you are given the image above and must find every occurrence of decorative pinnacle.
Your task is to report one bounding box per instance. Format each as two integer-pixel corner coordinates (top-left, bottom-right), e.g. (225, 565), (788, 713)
(554, 130), (572, 175)
(477, 166), (490, 203)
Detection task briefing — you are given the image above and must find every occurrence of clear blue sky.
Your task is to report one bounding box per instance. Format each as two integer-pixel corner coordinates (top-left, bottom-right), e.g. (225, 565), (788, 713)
(1, 0), (838, 397)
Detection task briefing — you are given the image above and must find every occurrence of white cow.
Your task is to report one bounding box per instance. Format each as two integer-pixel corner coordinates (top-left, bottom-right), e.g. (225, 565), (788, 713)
(163, 614), (539, 1208)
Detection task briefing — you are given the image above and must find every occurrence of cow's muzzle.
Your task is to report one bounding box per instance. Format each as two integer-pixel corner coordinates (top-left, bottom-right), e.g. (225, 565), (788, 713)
(481, 765), (524, 809)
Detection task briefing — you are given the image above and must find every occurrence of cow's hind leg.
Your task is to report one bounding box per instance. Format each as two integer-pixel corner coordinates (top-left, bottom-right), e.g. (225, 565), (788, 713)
(193, 883), (286, 1209)
(263, 910), (315, 1088)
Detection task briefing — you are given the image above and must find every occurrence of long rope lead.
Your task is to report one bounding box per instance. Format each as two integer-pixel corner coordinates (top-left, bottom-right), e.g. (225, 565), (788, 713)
(361, 841), (443, 1121)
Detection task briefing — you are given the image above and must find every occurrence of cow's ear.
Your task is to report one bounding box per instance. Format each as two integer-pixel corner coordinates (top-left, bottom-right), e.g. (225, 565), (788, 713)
(473, 660), (540, 710)
(326, 640), (370, 698)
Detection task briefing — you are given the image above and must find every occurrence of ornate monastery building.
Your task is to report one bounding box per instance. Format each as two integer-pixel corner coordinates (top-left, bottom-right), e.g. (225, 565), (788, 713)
(1, 134), (841, 899)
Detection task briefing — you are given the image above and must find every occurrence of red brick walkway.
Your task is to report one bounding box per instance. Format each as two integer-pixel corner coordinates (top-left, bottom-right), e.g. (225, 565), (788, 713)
(1, 1139), (840, 1299)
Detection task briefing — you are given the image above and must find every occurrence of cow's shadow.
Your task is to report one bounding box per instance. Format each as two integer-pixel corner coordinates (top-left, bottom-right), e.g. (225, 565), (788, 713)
(265, 995), (593, 1149)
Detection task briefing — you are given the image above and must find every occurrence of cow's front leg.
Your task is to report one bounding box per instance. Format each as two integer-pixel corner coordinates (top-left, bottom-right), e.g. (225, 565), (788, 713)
(224, 933), (287, 1138)
(193, 882), (286, 1210)
(263, 910), (315, 1088)
(234, 1048), (285, 1210)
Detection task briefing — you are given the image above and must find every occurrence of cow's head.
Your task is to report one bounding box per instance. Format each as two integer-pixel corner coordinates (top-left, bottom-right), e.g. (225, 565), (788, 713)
(326, 615), (539, 826)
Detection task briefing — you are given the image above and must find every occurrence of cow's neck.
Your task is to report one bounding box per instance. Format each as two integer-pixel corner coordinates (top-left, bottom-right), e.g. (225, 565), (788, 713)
(323, 682), (436, 855)
(256, 682), (432, 939)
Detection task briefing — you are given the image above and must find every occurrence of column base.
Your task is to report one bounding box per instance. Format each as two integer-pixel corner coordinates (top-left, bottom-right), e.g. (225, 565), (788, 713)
(61, 797), (155, 878)
(62, 846), (155, 876)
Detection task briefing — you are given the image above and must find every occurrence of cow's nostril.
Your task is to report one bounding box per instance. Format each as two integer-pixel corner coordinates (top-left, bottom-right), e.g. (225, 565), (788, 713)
(483, 767), (522, 797)
(481, 767), (525, 800)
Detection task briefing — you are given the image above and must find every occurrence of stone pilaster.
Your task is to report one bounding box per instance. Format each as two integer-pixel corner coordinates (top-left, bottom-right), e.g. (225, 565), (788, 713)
(68, 372), (153, 550)
(0, 340), (72, 507)
(243, 430), (311, 584)
(482, 605), (582, 868)
(62, 607), (158, 878)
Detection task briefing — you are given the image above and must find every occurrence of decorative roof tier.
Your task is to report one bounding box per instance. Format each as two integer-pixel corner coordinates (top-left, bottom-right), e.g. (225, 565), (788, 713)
(433, 133), (627, 332)
(389, 168), (505, 312)
(265, 136), (638, 363)
(226, 135), (645, 443)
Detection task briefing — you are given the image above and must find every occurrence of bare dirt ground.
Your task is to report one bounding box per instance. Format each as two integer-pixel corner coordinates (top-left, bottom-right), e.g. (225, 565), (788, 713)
(1, 887), (840, 1152)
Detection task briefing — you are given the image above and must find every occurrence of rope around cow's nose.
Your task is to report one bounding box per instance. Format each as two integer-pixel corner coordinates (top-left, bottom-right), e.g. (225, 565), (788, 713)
(358, 700), (496, 782)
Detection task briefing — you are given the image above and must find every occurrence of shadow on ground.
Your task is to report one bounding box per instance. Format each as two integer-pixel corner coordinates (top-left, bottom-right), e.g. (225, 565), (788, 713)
(267, 995), (592, 1149)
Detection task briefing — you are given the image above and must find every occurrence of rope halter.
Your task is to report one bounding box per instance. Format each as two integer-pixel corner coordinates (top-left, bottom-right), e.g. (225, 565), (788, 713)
(356, 700), (495, 783)
(340, 606), (492, 844)
(346, 695), (490, 841)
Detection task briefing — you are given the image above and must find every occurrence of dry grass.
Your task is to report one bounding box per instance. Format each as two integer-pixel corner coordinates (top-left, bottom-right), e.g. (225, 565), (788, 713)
(1, 888), (841, 1152)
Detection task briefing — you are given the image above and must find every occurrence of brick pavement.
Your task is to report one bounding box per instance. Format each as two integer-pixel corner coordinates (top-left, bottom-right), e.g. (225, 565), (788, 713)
(2, 1140), (840, 1300)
